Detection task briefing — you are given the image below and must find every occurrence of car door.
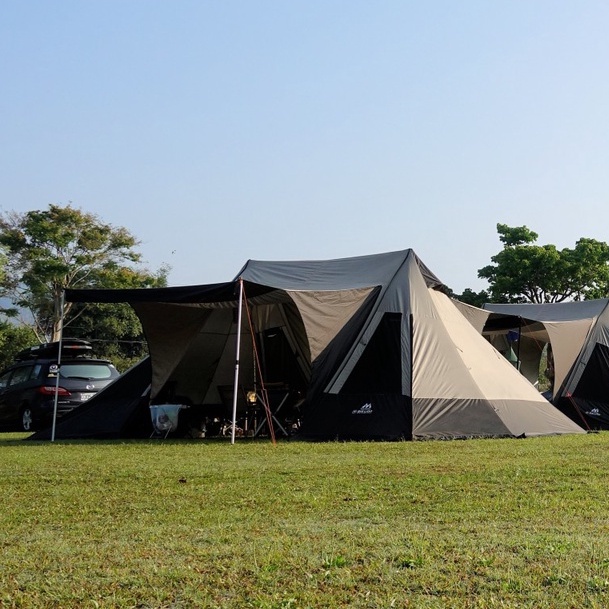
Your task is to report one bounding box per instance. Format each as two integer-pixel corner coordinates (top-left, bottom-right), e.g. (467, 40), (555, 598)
(0, 369), (15, 424)
(0, 365), (36, 426)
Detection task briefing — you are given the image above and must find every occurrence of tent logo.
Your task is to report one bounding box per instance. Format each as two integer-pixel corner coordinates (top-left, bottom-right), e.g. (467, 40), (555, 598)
(352, 402), (373, 415)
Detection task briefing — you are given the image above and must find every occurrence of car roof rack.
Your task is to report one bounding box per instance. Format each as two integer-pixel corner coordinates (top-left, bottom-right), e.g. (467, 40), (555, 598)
(15, 339), (94, 361)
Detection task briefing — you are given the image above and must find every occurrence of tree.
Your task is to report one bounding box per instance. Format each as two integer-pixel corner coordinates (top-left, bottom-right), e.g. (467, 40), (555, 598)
(455, 288), (490, 308)
(477, 224), (609, 303)
(0, 322), (38, 370)
(0, 204), (168, 351)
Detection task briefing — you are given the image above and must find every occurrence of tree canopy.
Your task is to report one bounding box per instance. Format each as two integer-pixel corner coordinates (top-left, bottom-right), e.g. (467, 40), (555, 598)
(477, 224), (609, 303)
(0, 204), (168, 368)
(454, 287), (490, 308)
(0, 321), (37, 370)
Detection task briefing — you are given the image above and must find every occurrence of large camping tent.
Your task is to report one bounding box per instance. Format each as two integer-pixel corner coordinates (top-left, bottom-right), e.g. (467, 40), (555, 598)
(482, 299), (609, 430)
(36, 250), (583, 441)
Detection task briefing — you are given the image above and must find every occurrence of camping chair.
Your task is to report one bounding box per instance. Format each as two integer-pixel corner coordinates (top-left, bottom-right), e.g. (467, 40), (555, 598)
(149, 404), (187, 438)
(253, 385), (305, 438)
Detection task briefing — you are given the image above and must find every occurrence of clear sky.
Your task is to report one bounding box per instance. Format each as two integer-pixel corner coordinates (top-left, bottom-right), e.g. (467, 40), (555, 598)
(1, 1), (608, 292)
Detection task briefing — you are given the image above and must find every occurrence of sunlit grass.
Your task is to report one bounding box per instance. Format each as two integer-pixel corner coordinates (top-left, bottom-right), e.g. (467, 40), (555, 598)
(1, 432), (609, 607)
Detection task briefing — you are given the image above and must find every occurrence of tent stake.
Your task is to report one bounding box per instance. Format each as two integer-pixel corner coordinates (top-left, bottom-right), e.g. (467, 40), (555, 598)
(230, 279), (244, 444)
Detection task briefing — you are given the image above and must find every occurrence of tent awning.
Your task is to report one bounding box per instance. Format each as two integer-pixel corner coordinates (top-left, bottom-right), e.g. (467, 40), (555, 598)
(65, 280), (277, 305)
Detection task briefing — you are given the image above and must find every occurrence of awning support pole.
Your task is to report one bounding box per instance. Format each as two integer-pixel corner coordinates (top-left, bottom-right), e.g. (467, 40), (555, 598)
(230, 279), (244, 445)
(51, 291), (65, 442)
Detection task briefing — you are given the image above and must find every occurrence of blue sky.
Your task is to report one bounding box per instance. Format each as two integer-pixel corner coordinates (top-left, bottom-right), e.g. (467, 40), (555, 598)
(1, 1), (608, 292)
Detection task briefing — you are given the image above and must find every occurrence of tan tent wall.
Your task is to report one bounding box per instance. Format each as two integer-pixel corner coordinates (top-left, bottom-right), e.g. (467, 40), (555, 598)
(287, 288), (375, 361)
(451, 299), (490, 334)
(133, 302), (214, 400)
(561, 303), (609, 395)
(412, 291), (584, 438)
(543, 319), (594, 395)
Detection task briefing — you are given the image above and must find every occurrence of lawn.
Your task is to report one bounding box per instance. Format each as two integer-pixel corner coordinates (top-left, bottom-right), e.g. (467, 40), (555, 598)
(1, 431), (609, 608)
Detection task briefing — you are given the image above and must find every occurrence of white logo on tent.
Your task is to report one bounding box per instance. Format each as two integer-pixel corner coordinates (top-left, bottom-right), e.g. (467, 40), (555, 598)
(352, 403), (373, 415)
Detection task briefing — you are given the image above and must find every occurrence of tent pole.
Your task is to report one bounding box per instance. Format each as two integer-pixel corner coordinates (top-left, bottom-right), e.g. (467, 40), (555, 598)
(516, 316), (522, 371)
(230, 279), (244, 445)
(409, 313), (414, 441)
(409, 313), (414, 397)
(50, 291), (65, 443)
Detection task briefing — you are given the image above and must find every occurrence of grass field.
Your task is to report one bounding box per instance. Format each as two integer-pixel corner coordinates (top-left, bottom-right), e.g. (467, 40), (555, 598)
(1, 431), (609, 608)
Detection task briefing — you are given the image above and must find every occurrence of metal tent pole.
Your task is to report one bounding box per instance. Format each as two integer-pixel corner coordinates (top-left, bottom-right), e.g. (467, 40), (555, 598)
(230, 279), (244, 445)
(409, 313), (414, 398)
(516, 316), (522, 372)
(409, 313), (414, 441)
(50, 291), (65, 443)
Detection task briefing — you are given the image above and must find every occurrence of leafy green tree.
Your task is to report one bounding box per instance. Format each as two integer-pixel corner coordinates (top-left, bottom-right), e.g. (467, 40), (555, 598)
(454, 288), (490, 308)
(66, 302), (148, 372)
(477, 224), (609, 303)
(0, 322), (37, 370)
(0, 204), (168, 362)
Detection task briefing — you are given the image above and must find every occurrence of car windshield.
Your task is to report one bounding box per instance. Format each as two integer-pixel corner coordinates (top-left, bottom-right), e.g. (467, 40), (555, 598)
(59, 364), (115, 380)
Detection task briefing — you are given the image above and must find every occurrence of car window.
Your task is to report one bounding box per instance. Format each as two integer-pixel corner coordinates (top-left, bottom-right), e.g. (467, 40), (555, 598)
(0, 370), (13, 389)
(59, 364), (116, 380)
(8, 366), (34, 386)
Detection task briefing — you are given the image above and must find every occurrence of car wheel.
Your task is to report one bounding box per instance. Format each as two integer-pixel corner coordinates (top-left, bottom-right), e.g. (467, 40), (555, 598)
(20, 407), (34, 432)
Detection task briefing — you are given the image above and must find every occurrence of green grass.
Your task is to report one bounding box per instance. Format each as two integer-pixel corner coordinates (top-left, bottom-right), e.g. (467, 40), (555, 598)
(2, 432), (609, 608)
